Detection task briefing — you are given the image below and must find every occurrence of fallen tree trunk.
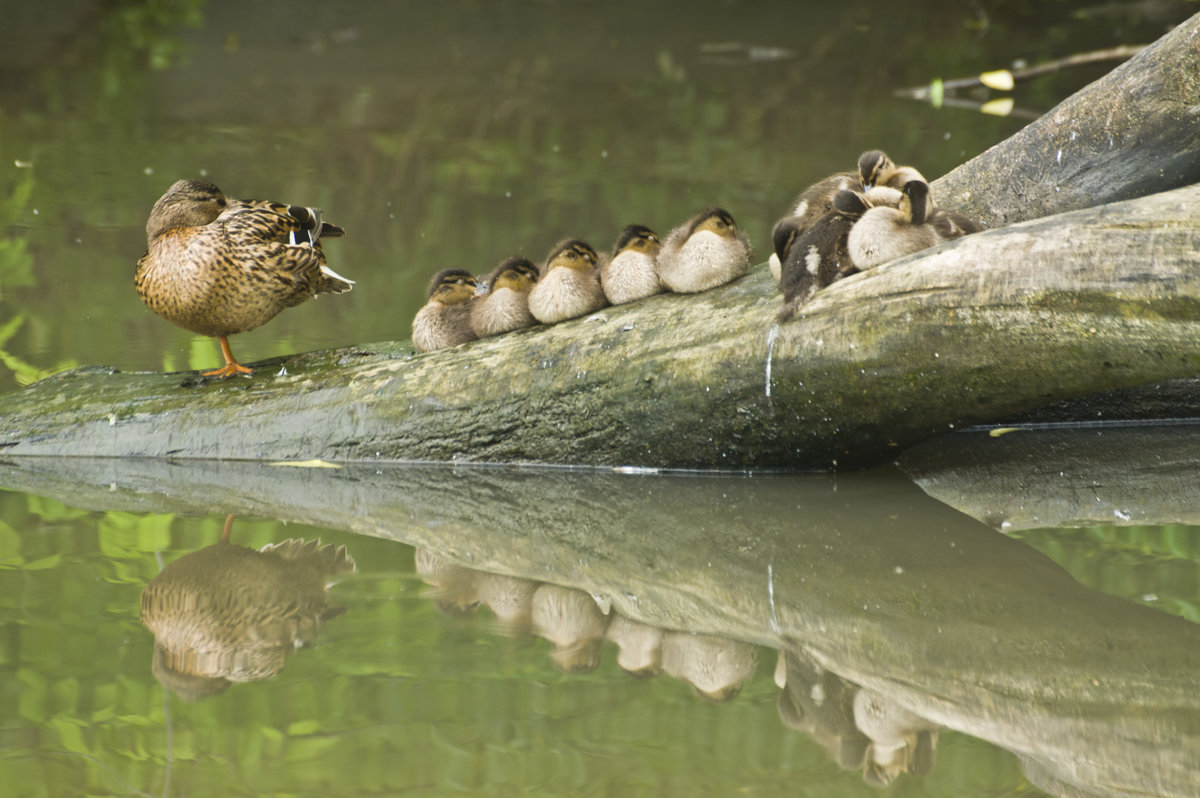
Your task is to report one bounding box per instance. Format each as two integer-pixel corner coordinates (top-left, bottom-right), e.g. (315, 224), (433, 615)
(931, 12), (1200, 226)
(1, 15), (1199, 468)
(2, 183), (1199, 468)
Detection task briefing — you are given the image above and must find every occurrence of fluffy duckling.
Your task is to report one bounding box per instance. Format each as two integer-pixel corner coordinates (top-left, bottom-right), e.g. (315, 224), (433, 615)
(776, 189), (874, 321)
(135, 179), (353, 379)
(527, 239), (608, 324)
(411, 269), (479, 353)
(847, 180), (980, 271)
(657, 207), (753, 293)
(469, 256), (539, 338)
(600, 224), (663, 304)
(858, 150), (927, 191)
(140, 515), (356, 700)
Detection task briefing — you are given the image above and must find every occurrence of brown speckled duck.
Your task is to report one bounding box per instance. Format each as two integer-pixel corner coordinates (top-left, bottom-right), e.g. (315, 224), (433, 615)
(527, 239), (608, 324)
(411, 269), (479, 353)
(657, 207), (753, 293)
(600, 224), (663, 305)
(135, 179), (352, 379)
(470, 256), (539, 338)
(140, 515), (356, 701)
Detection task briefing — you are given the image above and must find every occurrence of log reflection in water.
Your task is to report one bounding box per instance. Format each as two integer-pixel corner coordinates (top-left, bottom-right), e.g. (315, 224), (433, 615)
(1, 456), (1198, 796)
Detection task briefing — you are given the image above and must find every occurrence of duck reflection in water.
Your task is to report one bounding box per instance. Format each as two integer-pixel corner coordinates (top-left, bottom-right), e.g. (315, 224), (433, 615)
(416, 550), (538, 631)
(139, 515), (356, 701)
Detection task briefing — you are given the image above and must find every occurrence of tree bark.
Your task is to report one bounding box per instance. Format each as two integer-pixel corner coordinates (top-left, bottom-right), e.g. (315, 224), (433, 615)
(931, 12), (1200, 226)
(2, 15), (1200, 469)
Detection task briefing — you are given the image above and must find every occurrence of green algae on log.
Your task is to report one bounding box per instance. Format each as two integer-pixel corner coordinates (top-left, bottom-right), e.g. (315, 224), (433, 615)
(1, 183), (1200, 468)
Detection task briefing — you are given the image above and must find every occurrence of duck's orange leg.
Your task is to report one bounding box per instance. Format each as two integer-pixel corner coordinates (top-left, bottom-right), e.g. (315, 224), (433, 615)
(201, 336), (254, 378)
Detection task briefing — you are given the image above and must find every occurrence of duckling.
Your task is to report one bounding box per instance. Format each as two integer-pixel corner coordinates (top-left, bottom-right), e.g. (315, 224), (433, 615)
(140, 515), (356, 700)
(658, 207), (753, 293)
(782, 169), (863, 235)
(411, 269), (479, 353)
(777, 189), (874, 321)
(135, 179), (353, 379)
(469, 256), (539, 338)
(600, 224), (663, 304)
(848, 180), (980, 271)
(768, 216), (803, 283)
(527, 239), (608, 324)
(858, 149), (927, 191)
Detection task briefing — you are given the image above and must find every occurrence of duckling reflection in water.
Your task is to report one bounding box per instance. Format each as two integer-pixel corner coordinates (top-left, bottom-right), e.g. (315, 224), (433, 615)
(660, 631), (757, 701)
(135, 179), (353, 378)
(139, 515), (356, 701)
(853, 688), (940, 786)
(600, 224), (663, 305)
(605, 615), (664, 677)
(414, 549), (482, 616)
(658, 207), (753, 293)
(528, 239), (608, 324)
(470, 256), (539, 338)
(776, 649), (871, 772)
(530, 584), (611, 673)
(412, 269), (479, 353)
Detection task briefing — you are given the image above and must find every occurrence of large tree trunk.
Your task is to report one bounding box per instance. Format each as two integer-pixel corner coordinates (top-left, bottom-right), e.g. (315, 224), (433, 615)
(1, 15), (1199, 469)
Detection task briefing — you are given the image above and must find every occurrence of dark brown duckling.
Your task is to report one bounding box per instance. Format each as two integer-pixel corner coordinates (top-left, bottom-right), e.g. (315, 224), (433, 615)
(858, 150), (927, 191)
(600, 224), (663, 304)
(139, 515), (356, 701)
(776, 189), (873, 321)
(470, 256), (539, 338)
(135, 179), (352, 379)
(528, 239), (608, 323)
(411, 269), (479, 353)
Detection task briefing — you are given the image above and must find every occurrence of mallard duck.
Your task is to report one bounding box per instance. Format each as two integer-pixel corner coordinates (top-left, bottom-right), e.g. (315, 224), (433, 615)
(411, 269), (479, 353)
(527, 239), (608, 324)
(776, 189), (874, 321)
(135, 179), (352, 379)
(469, 256), (539, 338)
(858, 150), (927, 191)
(140, 515), (356, 700)
(600, 224), (663, 304)
(658, 207), (753, 293)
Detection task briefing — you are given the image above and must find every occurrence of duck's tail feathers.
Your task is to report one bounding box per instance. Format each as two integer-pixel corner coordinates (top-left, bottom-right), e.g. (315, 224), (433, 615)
(319, 263), (355, 291)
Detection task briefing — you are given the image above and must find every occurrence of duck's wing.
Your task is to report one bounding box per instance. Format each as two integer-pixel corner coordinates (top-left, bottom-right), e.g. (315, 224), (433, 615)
(217, 201), (354, 296)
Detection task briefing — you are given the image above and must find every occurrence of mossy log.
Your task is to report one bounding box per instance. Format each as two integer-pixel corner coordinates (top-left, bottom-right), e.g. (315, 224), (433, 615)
(1, 15), (1199, 468)
(1, 456), (1196, 796)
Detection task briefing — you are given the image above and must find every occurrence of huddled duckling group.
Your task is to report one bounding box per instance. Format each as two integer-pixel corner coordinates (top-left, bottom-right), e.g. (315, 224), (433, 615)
(411, 206), (752, 353)
(772, 150), (982, 321)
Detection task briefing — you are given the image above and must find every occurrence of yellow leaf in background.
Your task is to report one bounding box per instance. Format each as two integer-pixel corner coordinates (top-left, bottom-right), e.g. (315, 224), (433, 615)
(988, 427), (1023, 437)
(268, 459), (341, 469)
(981, 98), (1016, 117)
(980, 69), (1015, 90)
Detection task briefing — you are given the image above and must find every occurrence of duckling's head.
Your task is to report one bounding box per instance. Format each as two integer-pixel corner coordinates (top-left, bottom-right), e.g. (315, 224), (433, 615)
(832, 189), (872, 219)
(487, 256), (539, 293)
(771, 216), (803, 262)
(427, 269), (478, 304)
(899, 180), (933, 226)
(146, 179), (228, 241)
(857, 150), (895, 189)
(688, 207), (739, 239)
(612, 224), (661, 257)
(542, 239), (599, 273)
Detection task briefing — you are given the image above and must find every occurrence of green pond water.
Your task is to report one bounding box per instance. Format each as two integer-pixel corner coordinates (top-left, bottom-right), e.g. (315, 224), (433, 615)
(2, 1), (1199, 796)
